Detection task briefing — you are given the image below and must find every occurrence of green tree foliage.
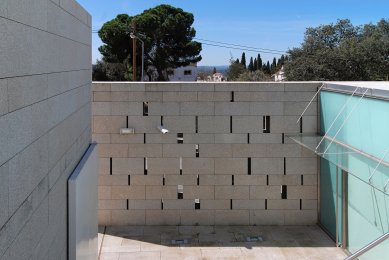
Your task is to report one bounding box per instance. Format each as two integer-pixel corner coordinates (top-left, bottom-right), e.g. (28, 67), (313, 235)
(227, 59), (246, 81)
(253, 58), (258, 71)
(240, 52), (247, 68)
(213, 67), (217, 74)
(248, 57), (254, 71)
(236, 70), (269, 81)
(92, 60), (131, 81)
(257, 54), (262, 70)
(285, 19), (389, 81)
(270, 58), (277, 74)
(97, 5), (202, 81)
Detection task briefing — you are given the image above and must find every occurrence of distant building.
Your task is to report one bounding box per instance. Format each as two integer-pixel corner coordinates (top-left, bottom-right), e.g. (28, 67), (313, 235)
(272, 66), (286, 82)
(212, 72), (225, 82)
(168, 63), (198, 82)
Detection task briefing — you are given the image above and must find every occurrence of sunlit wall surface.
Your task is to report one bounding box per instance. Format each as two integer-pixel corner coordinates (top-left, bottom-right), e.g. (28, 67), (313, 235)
(320, 90), (389, 258)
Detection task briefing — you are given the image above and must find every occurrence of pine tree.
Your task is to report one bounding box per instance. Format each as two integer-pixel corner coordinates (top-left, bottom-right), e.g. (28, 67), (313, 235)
(271, 58), (277, 73)
(235, 58), (240, 64)
(248, 57), (254, 71)
(253, 58), (258, 71)
(257, 54), (262, 70)
(240, 52), (246, 69)
(213, 67), (217, 74)
(266, 61), (270, 74)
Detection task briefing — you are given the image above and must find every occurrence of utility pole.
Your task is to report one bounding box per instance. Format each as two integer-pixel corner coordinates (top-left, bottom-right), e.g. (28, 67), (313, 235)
(132, 22), (137, 81)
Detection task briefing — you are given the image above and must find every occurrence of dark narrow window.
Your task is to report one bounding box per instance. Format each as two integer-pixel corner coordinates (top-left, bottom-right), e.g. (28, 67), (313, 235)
(265, 199), (268, 210)
(230, 199), (233, 210)
(195, 116), (198, 133)
(266, 175), (269, 186)
(247, 133), (250, 144)
(195, 199), (200, 210)
(177, 133), (183, 144)
(128, 175), (131, 186)
(300, 117), (303, 133)
(282, 133), (285, 144)
(163, 175), (165, 186)
(283, 158), (286, 175)
(161, 199), (164, 210)
(180, 157), (182, 175)
(248, 157), (251, 175)
(230, 91), (234, 102)
(109, 157), (112, 175)
(230, 116), (233, 133)
(300, 199), (302, 210)
(126, 116), (129, 128)
(197, 175), (200, 186)
(178, 185), (183, 199)
(160, 116), (163, 125)
(144, 158), (148, 175)
(263, 116), (270, 133)
(143, 133), (146, 144)
(301, 175), (304, 185)
(196, 144), (199, 158)
(281, 185), (287, 199)
(126, 199), (129, 210)
(143, 102), (148, 116)
(232, 175), (235, 185)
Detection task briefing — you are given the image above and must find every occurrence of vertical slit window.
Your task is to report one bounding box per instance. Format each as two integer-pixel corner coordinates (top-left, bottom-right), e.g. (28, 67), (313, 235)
(263, 116), (270, 133)
(163, 175), (165, 186)
(230, 91), (234, 102)
(177, 185), (184, 199)
(248, 158), (251, 175)
(281, 185), (287, 199)
(143, 133), (146, 144)
(266, 175), (269, 186)
(265, 199), (268, 210)
(247, 133), (250, 144)
(230, 116), (233, 133)
(195, 199), (200, 210)
(197, 175), (200, 186)
(143, 102), (148, 116)
(180, 157), (183, 175)
(126, 199), (129, 210)
(195, 116), (198, 133)
(144, 158), (148, 175)
(283, 158), (286, 175)
(232, 175), (234, 185)
(160, 116), (163, 126)
(126, 116), (129, 128)
(230, 199), (233, 210)
(282, 133), (285, 144)
(300, 117), (303, 133)
(128, 175), (131, 186)
(301, 175), (304, 185)
(177, 133), (183, 144)
(161, 199), (164, 210)
(109, 157), (112, 175)
(300, 199), (302, 210)
(196, 144), (199, 158)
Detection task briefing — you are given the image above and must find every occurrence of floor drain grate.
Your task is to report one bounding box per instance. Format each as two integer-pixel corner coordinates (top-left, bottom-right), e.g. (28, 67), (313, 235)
(246, 236), (263, 242)
(171, 239), (189, 245)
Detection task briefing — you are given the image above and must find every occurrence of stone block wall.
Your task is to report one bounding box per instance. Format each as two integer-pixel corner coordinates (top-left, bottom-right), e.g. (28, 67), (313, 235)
(93, 82), (319, 226)
(0, 1), (91, 259)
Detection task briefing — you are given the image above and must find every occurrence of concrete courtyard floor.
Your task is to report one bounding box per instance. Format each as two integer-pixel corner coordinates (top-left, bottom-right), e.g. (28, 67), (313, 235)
(98, 225), (347, 260)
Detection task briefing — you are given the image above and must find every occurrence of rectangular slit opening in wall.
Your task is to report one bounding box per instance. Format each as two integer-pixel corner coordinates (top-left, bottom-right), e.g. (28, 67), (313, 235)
(126, 199), (129, 210)
(263, 116), (270, 133)
(230, 91), (234, 102)
(128, 175), (131, 186)
(248, 158), (251, 175)
(109, 157), (112, 175)
(265, 199), (268, 210)
(195, 116), (198, 133)
(230, 116), (233, 133)
(232, 175), (234, 186)
(300, 117), (303, 133)
(195, 199), (200, 210)
(283, 158), (286, 175)
(230, 199), (233, 210)
(144, 133), (146, 144)
(196, 144), (199, 158)
(178, 185), (184, 199)
(281, 185), (287, 199)
(301, 175), (304, 185)
(144, 158), (148, 175)
(126, 116), (129, 128)
(161, 116), (164, 126)
(163, 175), (165, 186)
(143, 102), (148, 116)
(300, 199), (302, 210)
(161, 199), (164, 210)
(247, 133), (250, 144)
(197, 175), (200, 186)
(266, 175), (269, 186)
(180, 157), (183, 175)
(282, 133), (285, 144)
(177, 133), (183, 144)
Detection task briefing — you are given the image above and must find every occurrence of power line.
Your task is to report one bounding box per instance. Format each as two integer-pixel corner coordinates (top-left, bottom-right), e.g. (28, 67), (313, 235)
(91, 31), (287, 55)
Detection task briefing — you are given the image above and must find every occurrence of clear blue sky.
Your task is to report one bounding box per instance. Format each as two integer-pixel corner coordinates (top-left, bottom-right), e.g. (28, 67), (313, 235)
(77, 0), (389, 66)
